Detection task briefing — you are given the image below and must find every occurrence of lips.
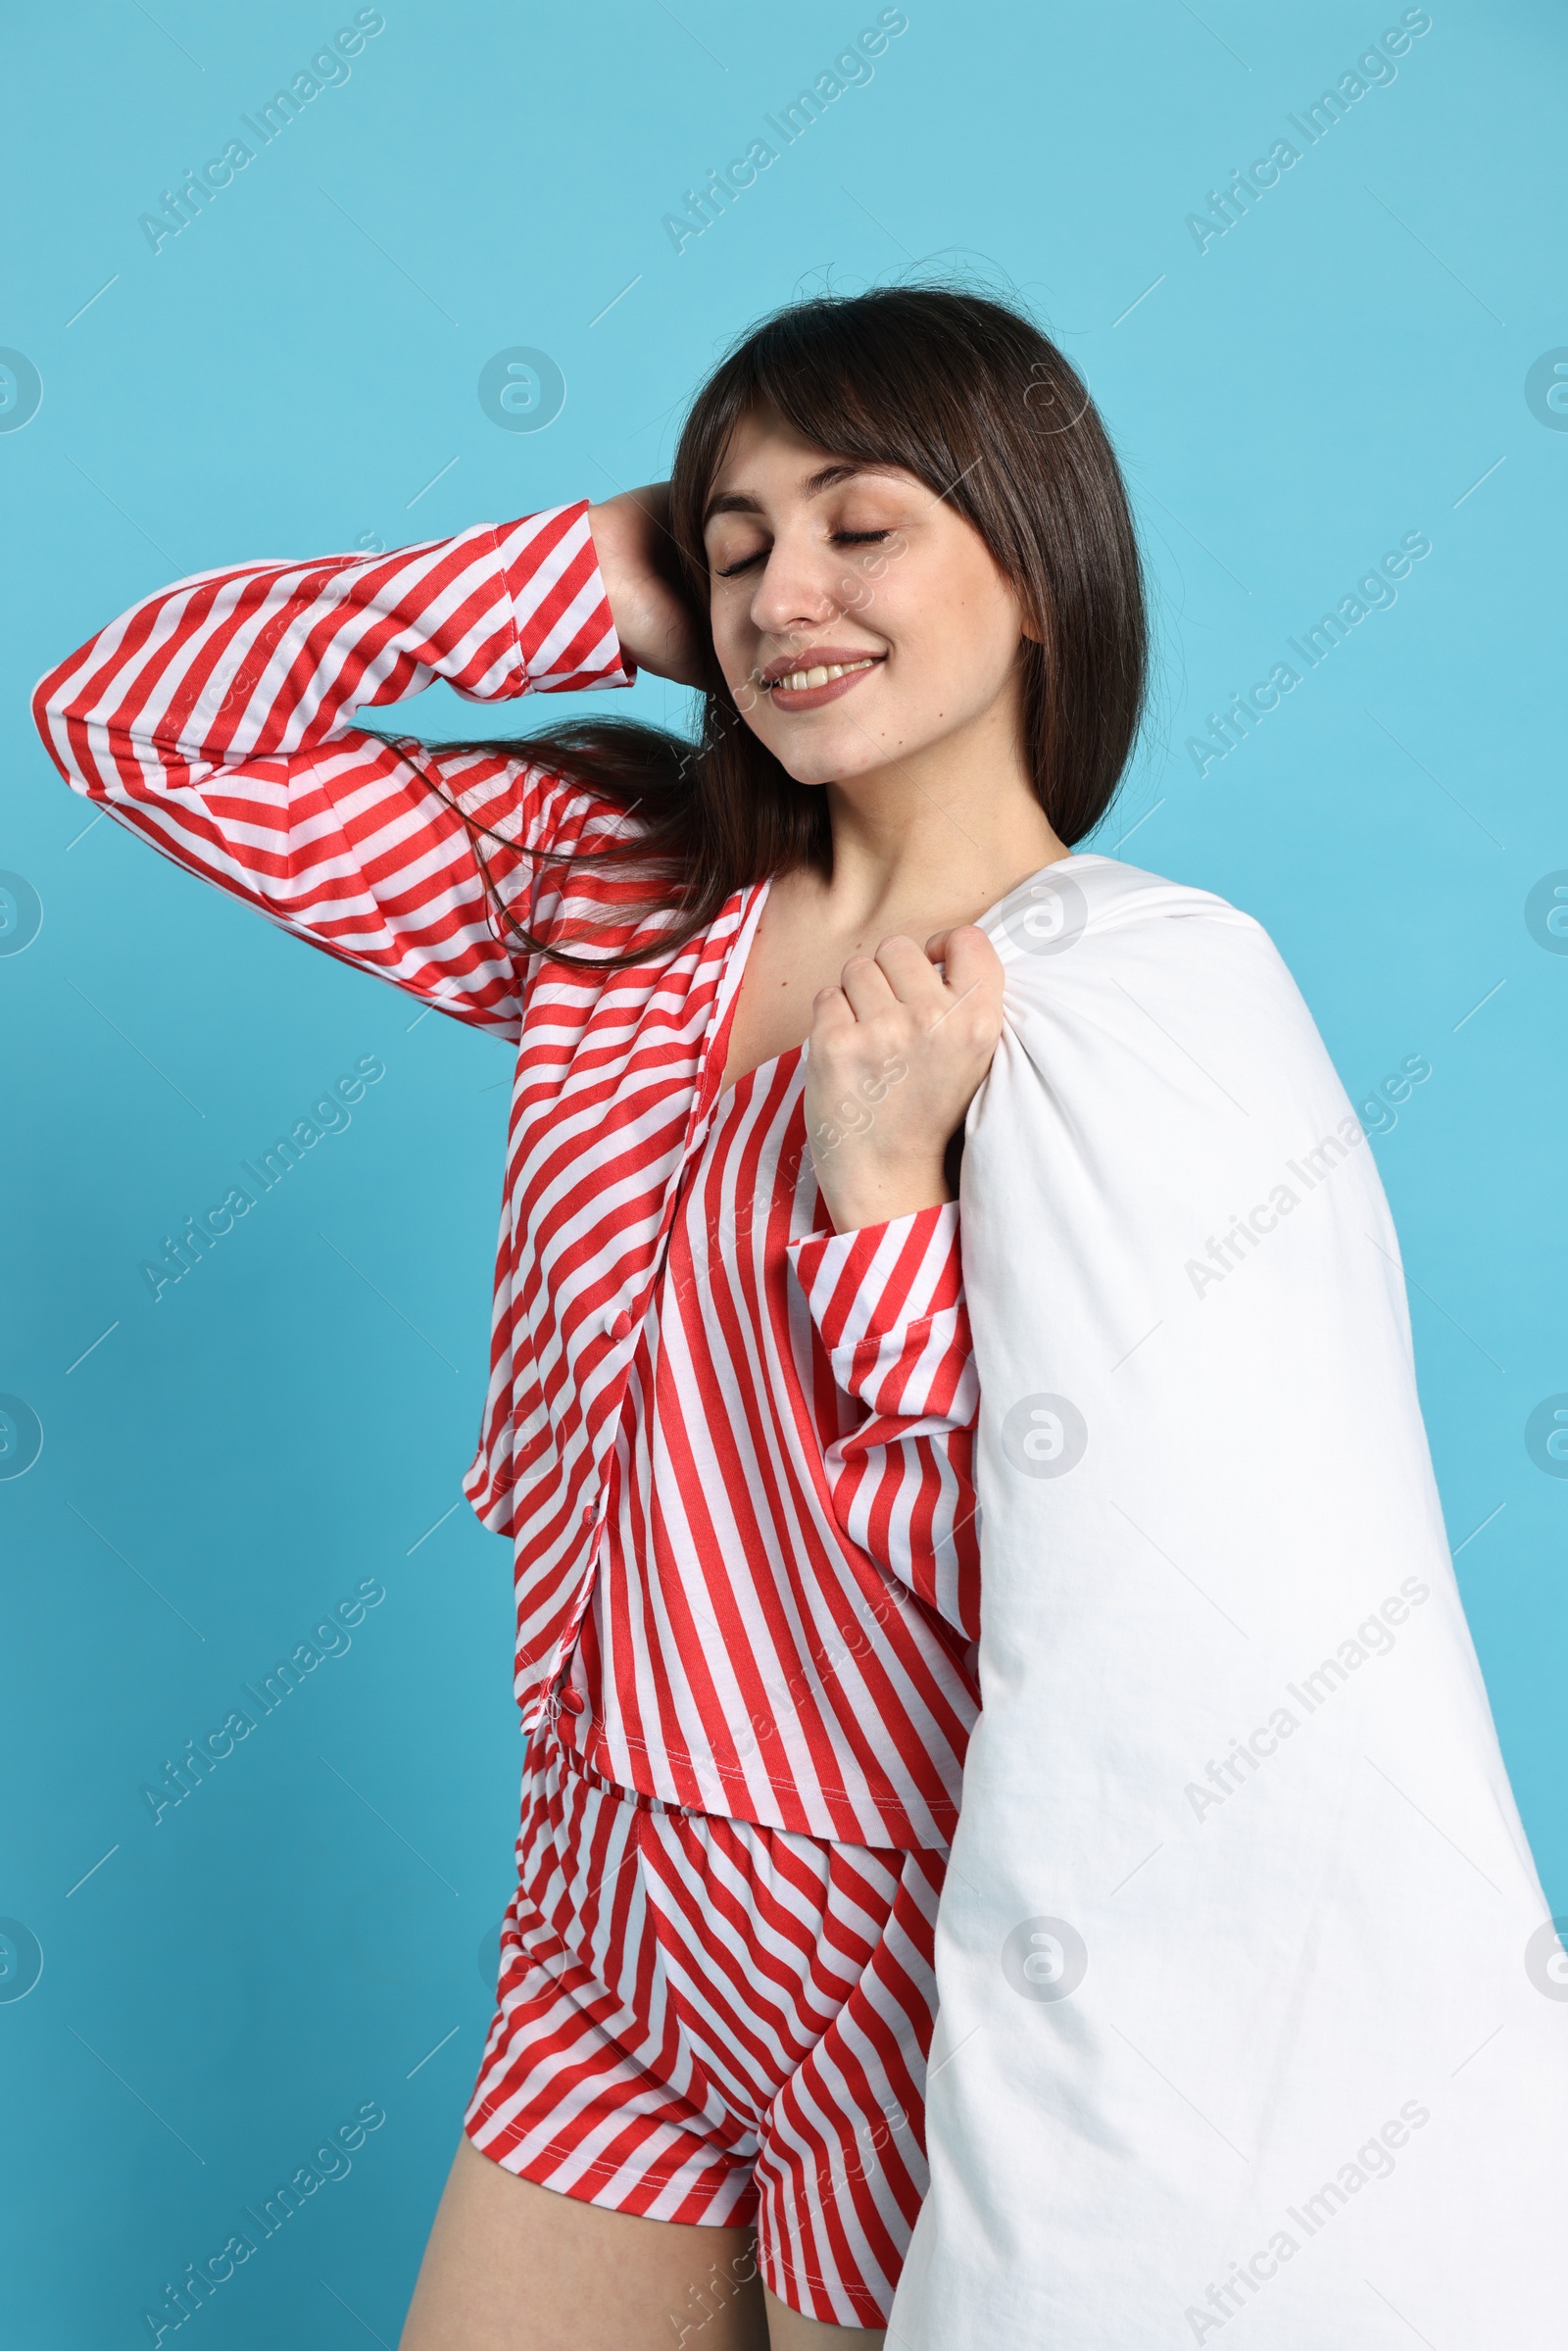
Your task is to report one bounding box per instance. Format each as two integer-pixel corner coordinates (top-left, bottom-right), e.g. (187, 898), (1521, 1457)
(752, 649), (887, 715)
(757, 646), (885, 690)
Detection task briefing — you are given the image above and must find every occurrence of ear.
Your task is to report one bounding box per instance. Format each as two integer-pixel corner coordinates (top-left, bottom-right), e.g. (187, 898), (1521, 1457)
(1013, 580), (1046, 646)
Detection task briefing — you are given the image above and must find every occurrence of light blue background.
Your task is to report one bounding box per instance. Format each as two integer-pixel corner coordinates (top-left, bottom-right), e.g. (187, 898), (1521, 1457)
(2, 1), (1564, 2341)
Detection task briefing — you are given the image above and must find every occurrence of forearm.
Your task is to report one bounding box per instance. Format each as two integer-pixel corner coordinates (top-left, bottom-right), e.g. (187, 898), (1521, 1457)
(811, 1140), (953, 1232)
(790, 1200), (980, 1633)
(27, 502), (637, 1027)
(31, 503), (630, 806)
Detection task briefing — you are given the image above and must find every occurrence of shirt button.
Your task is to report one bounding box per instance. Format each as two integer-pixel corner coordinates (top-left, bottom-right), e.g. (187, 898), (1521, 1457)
(603, 1308), (632, 1342)
(560, 1689), (585, 1716)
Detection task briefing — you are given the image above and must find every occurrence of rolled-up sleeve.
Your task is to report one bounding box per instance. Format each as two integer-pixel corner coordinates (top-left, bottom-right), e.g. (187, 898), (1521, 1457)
(788, 1201), (980, 1638)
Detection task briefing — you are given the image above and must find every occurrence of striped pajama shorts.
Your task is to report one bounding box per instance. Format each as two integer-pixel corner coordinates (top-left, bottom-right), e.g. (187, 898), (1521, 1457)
(464, 1727), (947, 2327)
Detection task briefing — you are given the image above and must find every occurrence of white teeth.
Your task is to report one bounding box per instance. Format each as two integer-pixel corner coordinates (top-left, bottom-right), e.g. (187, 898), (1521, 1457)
(769, 658), (876, 693)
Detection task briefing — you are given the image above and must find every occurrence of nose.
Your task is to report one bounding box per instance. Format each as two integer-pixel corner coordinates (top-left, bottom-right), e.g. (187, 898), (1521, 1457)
(746, 522), (845, 641)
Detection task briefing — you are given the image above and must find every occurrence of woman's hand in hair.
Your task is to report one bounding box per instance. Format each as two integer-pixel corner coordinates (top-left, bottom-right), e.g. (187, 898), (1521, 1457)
(805, 926), (1004, 1234)
(585, 483), (708, 687)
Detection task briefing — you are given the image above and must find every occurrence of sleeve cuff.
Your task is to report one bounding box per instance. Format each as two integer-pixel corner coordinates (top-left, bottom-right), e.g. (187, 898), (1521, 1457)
(496, 501), (639, 694)
(787, 1200), (963, 1355)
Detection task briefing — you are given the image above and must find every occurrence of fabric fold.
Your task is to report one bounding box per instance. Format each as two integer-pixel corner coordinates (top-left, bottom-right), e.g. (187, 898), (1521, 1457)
(890, 851), (1568, 2348)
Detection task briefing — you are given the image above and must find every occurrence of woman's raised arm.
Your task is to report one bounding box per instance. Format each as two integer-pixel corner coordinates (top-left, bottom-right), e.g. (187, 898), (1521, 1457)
(31, 501), (639, 1036)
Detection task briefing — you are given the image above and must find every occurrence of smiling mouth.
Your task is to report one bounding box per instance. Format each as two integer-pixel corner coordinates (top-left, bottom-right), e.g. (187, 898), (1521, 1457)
(757, 656), (883, 698)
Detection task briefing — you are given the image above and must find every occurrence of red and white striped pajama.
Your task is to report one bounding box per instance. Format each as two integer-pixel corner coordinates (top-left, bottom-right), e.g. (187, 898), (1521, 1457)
(470, 1739), (947, 2327)
(33, 502), (981, 2325)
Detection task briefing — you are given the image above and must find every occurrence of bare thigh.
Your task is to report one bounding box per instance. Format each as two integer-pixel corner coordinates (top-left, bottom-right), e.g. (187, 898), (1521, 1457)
(398, 2136), (885, 2351)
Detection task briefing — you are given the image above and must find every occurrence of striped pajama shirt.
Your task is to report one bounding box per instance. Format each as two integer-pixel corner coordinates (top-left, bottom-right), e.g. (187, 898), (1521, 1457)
(33, 501), (981, 2323)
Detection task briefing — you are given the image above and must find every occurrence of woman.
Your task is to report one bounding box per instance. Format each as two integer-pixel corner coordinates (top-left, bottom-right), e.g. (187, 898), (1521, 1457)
(34, 287), (1144, 2345)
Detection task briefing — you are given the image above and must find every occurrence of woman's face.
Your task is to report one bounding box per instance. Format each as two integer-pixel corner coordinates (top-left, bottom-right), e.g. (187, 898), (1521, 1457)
(702, 405), (1037, 790)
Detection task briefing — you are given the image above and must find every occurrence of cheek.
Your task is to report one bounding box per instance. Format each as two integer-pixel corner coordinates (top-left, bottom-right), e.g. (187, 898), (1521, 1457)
(888, 594), (1010, 717)
(708, 593), (751, 681)
(708, 603), (765, 718)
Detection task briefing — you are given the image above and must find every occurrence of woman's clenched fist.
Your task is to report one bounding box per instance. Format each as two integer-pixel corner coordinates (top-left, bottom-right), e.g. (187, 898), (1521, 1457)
(805, 925), (1004, 1232)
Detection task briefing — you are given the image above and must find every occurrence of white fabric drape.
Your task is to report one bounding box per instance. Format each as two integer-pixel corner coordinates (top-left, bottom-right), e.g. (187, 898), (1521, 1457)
(890, 854), (1568, 2348)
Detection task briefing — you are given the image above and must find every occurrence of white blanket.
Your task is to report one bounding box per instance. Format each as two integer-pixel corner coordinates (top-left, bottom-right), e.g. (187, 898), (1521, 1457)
(889, 854), (1568, 2348)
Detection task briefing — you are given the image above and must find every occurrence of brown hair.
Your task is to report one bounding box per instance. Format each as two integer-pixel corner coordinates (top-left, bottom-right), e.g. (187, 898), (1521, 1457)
(422, 283), (1148, 968)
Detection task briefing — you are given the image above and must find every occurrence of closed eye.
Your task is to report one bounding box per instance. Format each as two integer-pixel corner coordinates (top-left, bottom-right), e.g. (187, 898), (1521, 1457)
(715, 529), (894, 579)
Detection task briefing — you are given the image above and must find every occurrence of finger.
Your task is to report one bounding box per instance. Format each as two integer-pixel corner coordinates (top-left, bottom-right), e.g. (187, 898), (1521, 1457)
(934, 924), (1004, 1012)
(838, 953), (899, 1023)
(874, 933), (949, 1008)
(808, 983), (857, 1042)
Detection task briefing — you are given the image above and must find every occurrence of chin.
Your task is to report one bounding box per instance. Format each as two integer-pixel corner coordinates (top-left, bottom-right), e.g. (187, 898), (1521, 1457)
(768, 726), (910, 789)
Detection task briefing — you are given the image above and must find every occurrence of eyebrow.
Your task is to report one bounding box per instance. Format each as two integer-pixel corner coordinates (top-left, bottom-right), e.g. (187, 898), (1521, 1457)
(702, 461), (908, 528)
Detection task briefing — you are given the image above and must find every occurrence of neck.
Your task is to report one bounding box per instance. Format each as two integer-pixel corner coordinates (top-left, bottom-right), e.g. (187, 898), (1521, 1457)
(817, 708), (1070, 932)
